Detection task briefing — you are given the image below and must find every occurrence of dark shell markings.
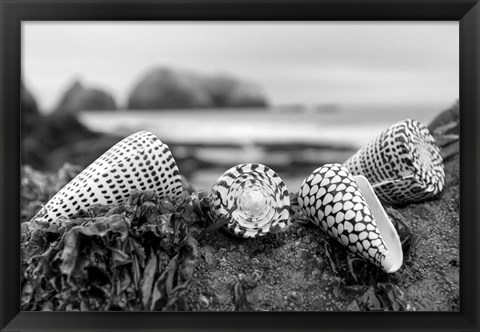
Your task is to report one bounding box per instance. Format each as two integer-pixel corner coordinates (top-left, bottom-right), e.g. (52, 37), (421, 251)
(209, 163), (290, 238)
(32, 131), (183, 223)
(298, 163), (403, 273)
(343, 119), (445, 205)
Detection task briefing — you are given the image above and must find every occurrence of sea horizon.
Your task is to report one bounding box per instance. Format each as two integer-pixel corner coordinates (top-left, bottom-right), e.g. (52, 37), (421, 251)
(77, 103), (448, 148)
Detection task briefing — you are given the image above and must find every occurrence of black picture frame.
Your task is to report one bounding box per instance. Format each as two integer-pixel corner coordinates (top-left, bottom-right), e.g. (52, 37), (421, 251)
(1, 0), (479, 331)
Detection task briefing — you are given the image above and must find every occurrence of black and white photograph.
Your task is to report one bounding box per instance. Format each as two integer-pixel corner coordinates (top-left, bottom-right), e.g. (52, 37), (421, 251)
(20, 21), (459, 312)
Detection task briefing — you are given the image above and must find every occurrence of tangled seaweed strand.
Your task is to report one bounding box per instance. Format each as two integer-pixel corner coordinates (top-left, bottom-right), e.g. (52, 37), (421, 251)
(21, 189), (199, 311)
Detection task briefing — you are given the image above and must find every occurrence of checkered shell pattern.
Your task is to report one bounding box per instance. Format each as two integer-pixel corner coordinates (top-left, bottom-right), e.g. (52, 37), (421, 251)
(33, 131), (183, 223)
(343, 119), (445, 205)
(298, 164), (390, 270)
(209, 163), (290, 238)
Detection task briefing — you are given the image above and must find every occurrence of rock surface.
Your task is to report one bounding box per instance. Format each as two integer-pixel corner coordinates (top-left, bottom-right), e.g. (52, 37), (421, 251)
(19, 103), (460, 312)
(204, 75), (269, 108)
(429, 100), (459, 136)
(54, 80), (117, 113)
(21, 80), (103, 170)
(185, 151), (459, 311)
(428, 101), (459, 161)
(22, 111), (101, 170)
(21, 82), (40, 116)
(127, 67), (268, 109)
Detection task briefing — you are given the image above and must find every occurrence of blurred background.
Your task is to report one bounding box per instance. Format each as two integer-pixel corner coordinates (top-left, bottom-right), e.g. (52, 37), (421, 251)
(21, 22), (459, 191)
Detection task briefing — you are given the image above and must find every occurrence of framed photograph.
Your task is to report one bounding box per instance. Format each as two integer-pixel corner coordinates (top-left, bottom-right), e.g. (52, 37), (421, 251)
(1, 0), (479, 331)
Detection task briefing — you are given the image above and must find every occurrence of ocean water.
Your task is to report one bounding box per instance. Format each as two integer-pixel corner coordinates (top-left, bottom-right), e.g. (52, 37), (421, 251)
(78, 104), (442, 148)
(78, 105), (445, 190)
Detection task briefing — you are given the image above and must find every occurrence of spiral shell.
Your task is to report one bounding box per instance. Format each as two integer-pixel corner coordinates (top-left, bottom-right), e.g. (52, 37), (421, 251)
(33, 131), (183, 222)
(209, 163), (290, 238)
(343, 119), (445, 205)
(298, 163), (402, 273)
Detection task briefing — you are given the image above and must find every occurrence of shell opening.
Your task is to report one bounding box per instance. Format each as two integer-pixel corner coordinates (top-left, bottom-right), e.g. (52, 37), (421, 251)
(353, 175), (403, 273)
(230, 176), (276, 230)
(209, 163), (290, 238)
(238, 189), (267, 216)
(409, 137), (443, 192)
(414, 139), (434, 166)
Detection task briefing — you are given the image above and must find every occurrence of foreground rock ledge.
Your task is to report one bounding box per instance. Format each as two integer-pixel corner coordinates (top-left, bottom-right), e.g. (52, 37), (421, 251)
(20, 103), (460, 311)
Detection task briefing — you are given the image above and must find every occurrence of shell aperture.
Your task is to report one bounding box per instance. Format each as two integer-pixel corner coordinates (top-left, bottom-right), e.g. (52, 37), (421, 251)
(32, 131), (183, 223)
(209, 163), (290, 238)
(343, 119), (445, 205)
(298, 163), (403, 273)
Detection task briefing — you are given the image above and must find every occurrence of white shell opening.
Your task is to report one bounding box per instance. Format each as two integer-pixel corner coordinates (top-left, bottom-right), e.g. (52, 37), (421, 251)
(353, 175), (403, 273)
(209, 163), (290, 238)
(239, 189), (267, 216)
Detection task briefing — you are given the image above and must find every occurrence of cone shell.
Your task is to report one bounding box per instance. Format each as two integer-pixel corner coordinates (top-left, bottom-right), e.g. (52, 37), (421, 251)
(209, 163), (290, 238)
(298, 163), (402, 273)
(33, 131), (183, 222)
(343, 119), (445, 205)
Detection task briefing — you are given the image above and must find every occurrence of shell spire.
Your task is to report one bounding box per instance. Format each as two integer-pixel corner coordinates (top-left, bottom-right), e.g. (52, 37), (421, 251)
(298, 163), (402, 273)
(209, 163), (290, 238)
(33, 131), (183, 223)
(343, 119), (445, 205)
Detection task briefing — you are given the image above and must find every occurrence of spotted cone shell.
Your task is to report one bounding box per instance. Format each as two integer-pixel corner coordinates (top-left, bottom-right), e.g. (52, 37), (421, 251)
(33, 131), (183, 222)
(343, 119), (445, 205)
(298, 163), (396, 272)
(209, 163), (290, 238)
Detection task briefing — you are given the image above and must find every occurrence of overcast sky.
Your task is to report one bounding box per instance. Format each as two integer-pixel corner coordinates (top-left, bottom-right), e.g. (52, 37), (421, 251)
(23, 22), (458, 112)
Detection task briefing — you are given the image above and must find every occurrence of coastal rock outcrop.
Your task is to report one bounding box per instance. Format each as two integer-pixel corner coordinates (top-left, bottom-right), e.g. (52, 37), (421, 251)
(204, 75), (268, 108)
(21, 80), (101, 170)
(127, 67), (269, 110)
(21, 82), (40, 116)
(54, 80), (117, 113)
(127, 68), (212, 109)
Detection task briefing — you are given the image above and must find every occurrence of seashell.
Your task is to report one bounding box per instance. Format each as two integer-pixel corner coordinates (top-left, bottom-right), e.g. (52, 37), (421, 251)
(298, 163), (403, 273)
(343, 119), (445, 205)
(209, 163), (290, 238)
(33, 131), (183, 222)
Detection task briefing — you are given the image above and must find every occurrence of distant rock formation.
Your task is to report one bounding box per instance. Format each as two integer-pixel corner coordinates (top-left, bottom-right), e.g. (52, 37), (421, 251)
(22, 82), (43, 167)
(21, 82), (40, 116)
(21, 80), (102, 170)
(127, 67), (269, 110)
(204, 75), (268, 108)
(428, 100), (459, 162)
(54, 80), (117, 113)
(23, 111), (101, 171)
(127, 68), (212, 110)
(428, 100), (459, 136)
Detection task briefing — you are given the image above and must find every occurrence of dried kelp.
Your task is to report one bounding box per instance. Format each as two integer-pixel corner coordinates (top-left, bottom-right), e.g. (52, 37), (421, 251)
(21, 189), (199, 311)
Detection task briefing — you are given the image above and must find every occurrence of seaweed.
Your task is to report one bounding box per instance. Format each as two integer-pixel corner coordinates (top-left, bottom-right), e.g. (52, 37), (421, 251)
(347, 282), (407, 311)
(233, 273), (261, 311)
(21, 189), (199, 311)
